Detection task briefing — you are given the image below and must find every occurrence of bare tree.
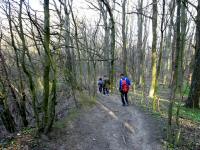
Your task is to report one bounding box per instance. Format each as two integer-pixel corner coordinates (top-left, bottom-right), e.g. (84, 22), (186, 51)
(99, 0), (115, 90)
(122, 0), (127, 75)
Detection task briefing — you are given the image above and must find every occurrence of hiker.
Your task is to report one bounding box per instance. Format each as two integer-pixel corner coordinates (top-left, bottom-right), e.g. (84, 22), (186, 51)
(119, 73), (131, 106)
(98, 78), (103, 93)
(103, 75), (110, 95)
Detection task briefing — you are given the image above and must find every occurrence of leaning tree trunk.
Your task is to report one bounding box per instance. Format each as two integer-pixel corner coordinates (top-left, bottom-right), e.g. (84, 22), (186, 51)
(17, 0), (40, 128)
(3, 0), (29, 128)
(185, 0), (200, 108)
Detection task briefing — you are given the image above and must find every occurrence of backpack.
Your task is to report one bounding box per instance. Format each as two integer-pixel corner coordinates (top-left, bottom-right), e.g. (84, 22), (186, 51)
(122, 79), (129, 93)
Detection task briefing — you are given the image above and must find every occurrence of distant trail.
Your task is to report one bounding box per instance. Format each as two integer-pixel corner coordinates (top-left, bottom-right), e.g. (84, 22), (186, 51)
(40, 94), (163, 150)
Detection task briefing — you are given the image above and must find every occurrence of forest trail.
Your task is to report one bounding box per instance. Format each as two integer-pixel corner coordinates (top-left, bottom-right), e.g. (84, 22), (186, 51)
(40, 94), (164, 150)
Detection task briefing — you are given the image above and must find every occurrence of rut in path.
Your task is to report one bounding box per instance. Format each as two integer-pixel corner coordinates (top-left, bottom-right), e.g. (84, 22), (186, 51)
(95, 94), (163, 150)
(41, 94), (163, 150)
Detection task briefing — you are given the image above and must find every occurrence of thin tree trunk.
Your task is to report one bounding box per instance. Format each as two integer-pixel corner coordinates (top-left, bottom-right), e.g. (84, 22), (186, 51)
(122, 0), (127, 75)
(69, 4), (83, 89)
(168, 0), (182, 141)
(136, 0), (143, 85)
(141, 18), (148, 104)
(98, 1), (110, 75)
(17, 0), (39, 128)
(0, 32), (28, 128)
(43, 0), (51, 132)
(153, 0), (165, 111)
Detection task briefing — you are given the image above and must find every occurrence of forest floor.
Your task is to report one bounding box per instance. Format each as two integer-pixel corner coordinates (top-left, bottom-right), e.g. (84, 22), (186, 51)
(1, 89), (200, 149)
(37, 94), (164, 150)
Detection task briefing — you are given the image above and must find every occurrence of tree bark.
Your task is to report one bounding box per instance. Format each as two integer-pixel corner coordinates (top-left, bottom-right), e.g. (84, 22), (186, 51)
(98, 1), (110, 75)
(122, 0), (127, 75)
(168, 0), (182, 139)
(149, 0), (158, 102)
(99, 0), (115, 90)
(136, 0), (143, 85)
(0, 92), (16, 133)
(186, 0), (200, 108)
(153, 0), (165, 111)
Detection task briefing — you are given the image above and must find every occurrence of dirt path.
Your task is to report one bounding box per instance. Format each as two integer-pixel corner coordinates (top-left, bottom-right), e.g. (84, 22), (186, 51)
(40, 94), (164, 150)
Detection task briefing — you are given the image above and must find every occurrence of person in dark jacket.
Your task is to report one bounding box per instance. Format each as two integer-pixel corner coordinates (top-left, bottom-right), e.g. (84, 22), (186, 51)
(98, 78), (103, 93)
(103, 75), (110, 95)
(119, 73), (131, 106)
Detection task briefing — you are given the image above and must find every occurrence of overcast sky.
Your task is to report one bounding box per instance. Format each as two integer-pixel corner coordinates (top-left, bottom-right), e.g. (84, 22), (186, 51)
(29, 0), (99, 21)
(0, 0), (198, 49)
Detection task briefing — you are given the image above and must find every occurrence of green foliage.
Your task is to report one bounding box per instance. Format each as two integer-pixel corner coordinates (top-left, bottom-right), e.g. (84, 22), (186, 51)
(78, 92), (96, 109)
(21, 128), (36, 135)
(151, 111), (161, 118)
(174, 106), (200, 123)
(182, 81), (190, 97)
(54, 92), (96, 129)
(130, 88), (200, 123)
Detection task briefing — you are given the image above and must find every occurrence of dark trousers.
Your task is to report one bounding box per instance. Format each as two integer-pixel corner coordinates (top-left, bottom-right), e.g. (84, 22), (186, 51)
(103, 87), (109, 95)
(99, 85), (103, 93)
(121, 92), (129, 105)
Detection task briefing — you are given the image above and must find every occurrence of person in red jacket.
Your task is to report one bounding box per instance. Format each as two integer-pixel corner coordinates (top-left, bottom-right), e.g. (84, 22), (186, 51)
(119, 73), (131, 106)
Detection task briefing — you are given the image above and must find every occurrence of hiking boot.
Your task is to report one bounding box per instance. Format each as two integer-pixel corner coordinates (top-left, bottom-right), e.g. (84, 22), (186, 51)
(122, 104), (125, 106)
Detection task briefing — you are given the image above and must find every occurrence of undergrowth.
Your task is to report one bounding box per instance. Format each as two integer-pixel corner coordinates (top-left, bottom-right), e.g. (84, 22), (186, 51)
(54, 91), (96, 129)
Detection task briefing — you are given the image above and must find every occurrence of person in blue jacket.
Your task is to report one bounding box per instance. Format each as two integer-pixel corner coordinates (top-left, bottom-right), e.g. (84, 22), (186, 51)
(119, 73), (131, 106)
(98, 78), (103, 93)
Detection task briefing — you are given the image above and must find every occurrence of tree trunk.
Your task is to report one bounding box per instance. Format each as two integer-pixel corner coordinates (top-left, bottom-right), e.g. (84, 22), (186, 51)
(141, 18), (148, 104)
(136, 0), (143, 85)
(98, 1), (110, 75)
(100, 0), (115, 91)
(70, 4), (83, 89)
(165, 0), (175, 86)
(17, 0), (40, 129)
(43, 0), (51, 128)
(3, 0), (29, 128)
(168, 0), (182, 140)
(149, 0), (158, 101)
(185, 0), (200, 108)
(122, 0), (127, 75)
(153, 0), (165, 111)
